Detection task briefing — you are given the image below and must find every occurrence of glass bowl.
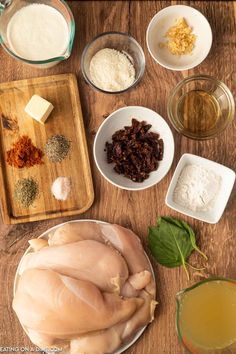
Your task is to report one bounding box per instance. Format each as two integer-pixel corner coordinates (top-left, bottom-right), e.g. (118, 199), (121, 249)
(167, 75), (235, 140)
(0, 0), (75, 68)
(176, 277), (236, 354)
(81, 31), (145, 94)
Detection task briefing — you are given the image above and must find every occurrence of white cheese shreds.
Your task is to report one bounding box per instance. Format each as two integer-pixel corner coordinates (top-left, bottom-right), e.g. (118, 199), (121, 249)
(51, 177), (71, 201)
(89, 48), (135, 92)
(173, 164), (221, 212)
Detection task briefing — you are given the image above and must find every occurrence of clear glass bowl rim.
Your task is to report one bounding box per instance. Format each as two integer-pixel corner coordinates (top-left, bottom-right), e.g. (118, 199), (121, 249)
(81, 31), (146, 94)
(176, 276), (236, 354)
(167, 74), (235, 140)
(0, 0), (75, 64)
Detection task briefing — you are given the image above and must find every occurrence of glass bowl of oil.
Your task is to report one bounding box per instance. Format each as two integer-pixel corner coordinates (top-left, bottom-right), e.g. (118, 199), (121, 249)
(168, 75), (235, 140)
(176, 278), (236, 353)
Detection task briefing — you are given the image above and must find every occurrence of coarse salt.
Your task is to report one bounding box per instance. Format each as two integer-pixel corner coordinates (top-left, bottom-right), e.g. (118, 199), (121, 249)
(51, 177), (71, 201)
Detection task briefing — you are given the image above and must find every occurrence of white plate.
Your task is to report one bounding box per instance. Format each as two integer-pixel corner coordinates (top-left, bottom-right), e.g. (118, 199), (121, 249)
(93, 106), (174, 191)
(14, 219), (156, 354)
(165, 154), (235, 223)
(146, 5), (212, 71)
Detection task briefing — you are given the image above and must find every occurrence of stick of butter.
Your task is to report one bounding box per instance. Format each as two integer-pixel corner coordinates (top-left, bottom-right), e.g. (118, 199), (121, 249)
(25, 94), (54, 124)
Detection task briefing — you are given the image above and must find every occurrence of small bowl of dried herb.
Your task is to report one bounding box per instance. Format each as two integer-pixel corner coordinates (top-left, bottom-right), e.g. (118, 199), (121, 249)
(94, 106), (174, 191)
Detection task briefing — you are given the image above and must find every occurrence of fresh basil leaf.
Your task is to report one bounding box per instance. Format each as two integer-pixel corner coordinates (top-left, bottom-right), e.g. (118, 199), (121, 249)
(181, 219), (208, 260)
(148, 216), (207, 279)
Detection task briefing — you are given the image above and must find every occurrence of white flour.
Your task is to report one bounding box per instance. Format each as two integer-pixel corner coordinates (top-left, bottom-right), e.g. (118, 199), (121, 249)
(173, 164), (221, 212)
(7, 4), (69, 61)
(89, 48), (135, 91)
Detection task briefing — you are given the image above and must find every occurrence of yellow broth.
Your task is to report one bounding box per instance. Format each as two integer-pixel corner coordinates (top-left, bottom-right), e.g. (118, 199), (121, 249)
(178, 280), (236, 351)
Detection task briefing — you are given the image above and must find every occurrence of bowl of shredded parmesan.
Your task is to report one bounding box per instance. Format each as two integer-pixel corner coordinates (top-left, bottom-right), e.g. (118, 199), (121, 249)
(81, 31), (145, 94)
(146, 5), (212, 71)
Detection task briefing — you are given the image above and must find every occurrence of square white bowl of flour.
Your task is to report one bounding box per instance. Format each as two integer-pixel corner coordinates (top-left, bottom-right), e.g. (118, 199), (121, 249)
(165, 153), (235, 223)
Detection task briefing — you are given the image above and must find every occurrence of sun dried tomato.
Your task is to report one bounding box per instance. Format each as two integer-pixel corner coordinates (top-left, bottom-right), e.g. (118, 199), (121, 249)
(105, 118), (164, 182)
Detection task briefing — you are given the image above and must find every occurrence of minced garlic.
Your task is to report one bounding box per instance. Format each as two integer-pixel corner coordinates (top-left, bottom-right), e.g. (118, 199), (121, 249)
(160, 18), (196, 55)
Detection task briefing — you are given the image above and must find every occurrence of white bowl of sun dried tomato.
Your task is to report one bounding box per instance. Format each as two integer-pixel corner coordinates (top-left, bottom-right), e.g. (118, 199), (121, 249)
(94, 106), (175, 191)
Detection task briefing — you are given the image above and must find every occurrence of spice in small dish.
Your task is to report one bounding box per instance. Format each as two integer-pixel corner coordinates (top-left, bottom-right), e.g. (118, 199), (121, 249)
(173, 164), (221, 212)
(6, 135), (44, 168)
(51, 177), (71, 201)
(90, 48), (135, 92)
(159, 17), (196, 55)
(105, 118), (164, 182)
(14, 177), (39, 208)
(45, 134), (70, 163)
(1, 114), (19, 133)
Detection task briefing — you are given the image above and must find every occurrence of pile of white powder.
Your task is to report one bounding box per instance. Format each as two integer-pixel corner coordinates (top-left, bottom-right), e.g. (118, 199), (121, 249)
(89, 48), (135, 92)
(173, 164), (221, 212)
(51, 177), (71, 201)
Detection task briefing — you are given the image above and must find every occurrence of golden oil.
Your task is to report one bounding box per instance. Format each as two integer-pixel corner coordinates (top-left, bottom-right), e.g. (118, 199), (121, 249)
(178, 90), (221, 134)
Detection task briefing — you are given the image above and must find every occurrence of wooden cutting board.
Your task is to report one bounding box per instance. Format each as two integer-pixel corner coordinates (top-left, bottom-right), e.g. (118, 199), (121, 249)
(0, 73), (94, 224)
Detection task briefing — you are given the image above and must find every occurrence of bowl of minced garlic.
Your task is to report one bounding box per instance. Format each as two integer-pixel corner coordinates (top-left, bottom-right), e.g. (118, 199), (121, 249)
(146, 5), (212, 71)
(159, 18), (196, 56)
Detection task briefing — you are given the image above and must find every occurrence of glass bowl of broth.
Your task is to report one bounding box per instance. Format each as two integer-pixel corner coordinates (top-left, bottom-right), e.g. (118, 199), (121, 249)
(176, 278), (236, 353)
(167, 75), (235, 140)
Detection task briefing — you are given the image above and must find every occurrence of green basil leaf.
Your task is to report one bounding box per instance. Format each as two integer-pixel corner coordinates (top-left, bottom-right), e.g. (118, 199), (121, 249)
(148, 216), (207, 278)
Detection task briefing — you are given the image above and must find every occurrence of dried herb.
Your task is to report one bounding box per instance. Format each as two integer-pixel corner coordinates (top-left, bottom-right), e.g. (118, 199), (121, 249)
(148, 216), (208, 280)
(6, 135), (44, 168)
(14, 178), (39, 208)
(45, 134), (70, 163)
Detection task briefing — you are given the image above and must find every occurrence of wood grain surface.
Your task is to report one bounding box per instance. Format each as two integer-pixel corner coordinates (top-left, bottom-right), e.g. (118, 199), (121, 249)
(0, 1), (235, 354)
(0, 74), (94, 224)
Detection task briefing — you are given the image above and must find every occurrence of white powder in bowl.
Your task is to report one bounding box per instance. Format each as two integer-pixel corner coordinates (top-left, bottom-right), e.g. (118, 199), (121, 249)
(51, 177), (71, 201)
(173, 164), (221, 212)
(89, 48), (135, 92)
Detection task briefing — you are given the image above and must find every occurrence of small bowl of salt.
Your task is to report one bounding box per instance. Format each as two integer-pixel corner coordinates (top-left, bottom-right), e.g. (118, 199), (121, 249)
(165, 153), (235, 223)
(81, 32), (145, 94)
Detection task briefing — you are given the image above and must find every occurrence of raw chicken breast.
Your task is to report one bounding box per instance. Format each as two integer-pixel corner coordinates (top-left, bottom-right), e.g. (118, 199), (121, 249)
(70, 328), (122, 354)
(13, 269), (143, 337)
(70, 291), (157, 354)
(49, 222), (104, 246)
(100, 224), (156, 296)
(19, 240), (128, 293)
(27, 329), (69, 350)
(120, 290), (157, 340)
(128, 270), (152, 290)
(100, 224), (150, 274)
(13, 222), (157, 354)
(28, 238), (48, 251)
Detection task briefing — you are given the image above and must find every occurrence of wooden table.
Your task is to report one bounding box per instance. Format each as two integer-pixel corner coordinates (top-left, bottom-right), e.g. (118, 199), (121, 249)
(0, 1), (235, 353)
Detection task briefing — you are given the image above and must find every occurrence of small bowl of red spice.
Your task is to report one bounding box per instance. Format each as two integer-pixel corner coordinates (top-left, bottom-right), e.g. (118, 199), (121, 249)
(6, 135), (44, 168)
(94, 106), (174, 191)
